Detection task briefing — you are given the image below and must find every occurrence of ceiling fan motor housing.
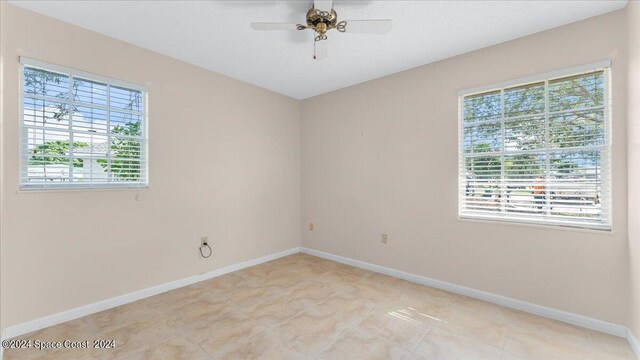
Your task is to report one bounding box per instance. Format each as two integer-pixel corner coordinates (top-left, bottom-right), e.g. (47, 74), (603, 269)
(306, 8), (337, 36)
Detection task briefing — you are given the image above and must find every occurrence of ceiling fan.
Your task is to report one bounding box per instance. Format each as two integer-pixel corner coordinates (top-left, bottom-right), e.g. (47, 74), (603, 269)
(250, 0), (392, 60)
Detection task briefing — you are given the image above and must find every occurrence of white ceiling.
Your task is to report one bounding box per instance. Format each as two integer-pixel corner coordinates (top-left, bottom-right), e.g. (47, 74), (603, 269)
(10, 0), (627, 99)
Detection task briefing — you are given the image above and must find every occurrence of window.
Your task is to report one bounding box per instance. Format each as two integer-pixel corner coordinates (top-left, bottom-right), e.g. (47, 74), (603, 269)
(458, 63), (611, 230)
(20, 58), (148, 190)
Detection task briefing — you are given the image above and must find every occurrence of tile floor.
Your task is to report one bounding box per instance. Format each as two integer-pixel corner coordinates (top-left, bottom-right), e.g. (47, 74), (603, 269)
(4, 253), (636, 360)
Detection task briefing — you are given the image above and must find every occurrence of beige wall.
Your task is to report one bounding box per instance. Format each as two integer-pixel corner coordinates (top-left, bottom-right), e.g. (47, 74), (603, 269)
(628, 0), (640, 338)
(301, 9), (629, 325)
(0, 3), (301, 330)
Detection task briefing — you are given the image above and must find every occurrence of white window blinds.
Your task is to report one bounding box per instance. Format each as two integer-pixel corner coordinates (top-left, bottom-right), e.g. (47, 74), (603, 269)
(20, 58), (148, 190)
(459, 65), (611, 230)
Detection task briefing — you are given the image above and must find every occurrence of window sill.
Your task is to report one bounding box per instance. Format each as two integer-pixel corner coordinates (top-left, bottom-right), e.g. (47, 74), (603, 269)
(457, 215), (614, 234)
(17, 184), (149, 193)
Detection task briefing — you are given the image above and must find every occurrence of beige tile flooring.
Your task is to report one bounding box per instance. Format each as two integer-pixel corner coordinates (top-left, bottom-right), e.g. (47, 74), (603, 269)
(4, 253), (635, 360)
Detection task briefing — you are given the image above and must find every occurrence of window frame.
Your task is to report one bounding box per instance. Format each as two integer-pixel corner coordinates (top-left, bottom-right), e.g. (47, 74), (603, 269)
(18, 57), (149, 191)
(457, 61), (612, 231)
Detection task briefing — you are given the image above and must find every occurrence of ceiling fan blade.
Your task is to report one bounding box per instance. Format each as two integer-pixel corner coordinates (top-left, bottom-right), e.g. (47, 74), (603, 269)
(340, 20), (392, 34)
(314, 40), (328, 60)
(250, 22), (303, 31)
(314, 0), (333, 12)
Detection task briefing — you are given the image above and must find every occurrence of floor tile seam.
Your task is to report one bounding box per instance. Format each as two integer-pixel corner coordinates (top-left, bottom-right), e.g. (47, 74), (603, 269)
(173, 324), (217, 360)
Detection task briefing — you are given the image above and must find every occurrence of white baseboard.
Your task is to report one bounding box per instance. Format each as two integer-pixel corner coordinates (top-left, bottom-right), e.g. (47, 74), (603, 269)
(301, 247), (628, 338)
(629, 329), (640, 360)
(0, 247), (300, 343)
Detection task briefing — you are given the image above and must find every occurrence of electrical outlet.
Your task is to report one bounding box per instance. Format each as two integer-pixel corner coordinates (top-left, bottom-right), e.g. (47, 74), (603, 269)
(201, 236), (208, 246)
(309, 223), (314, 231)
(381, 234), (388, 244)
